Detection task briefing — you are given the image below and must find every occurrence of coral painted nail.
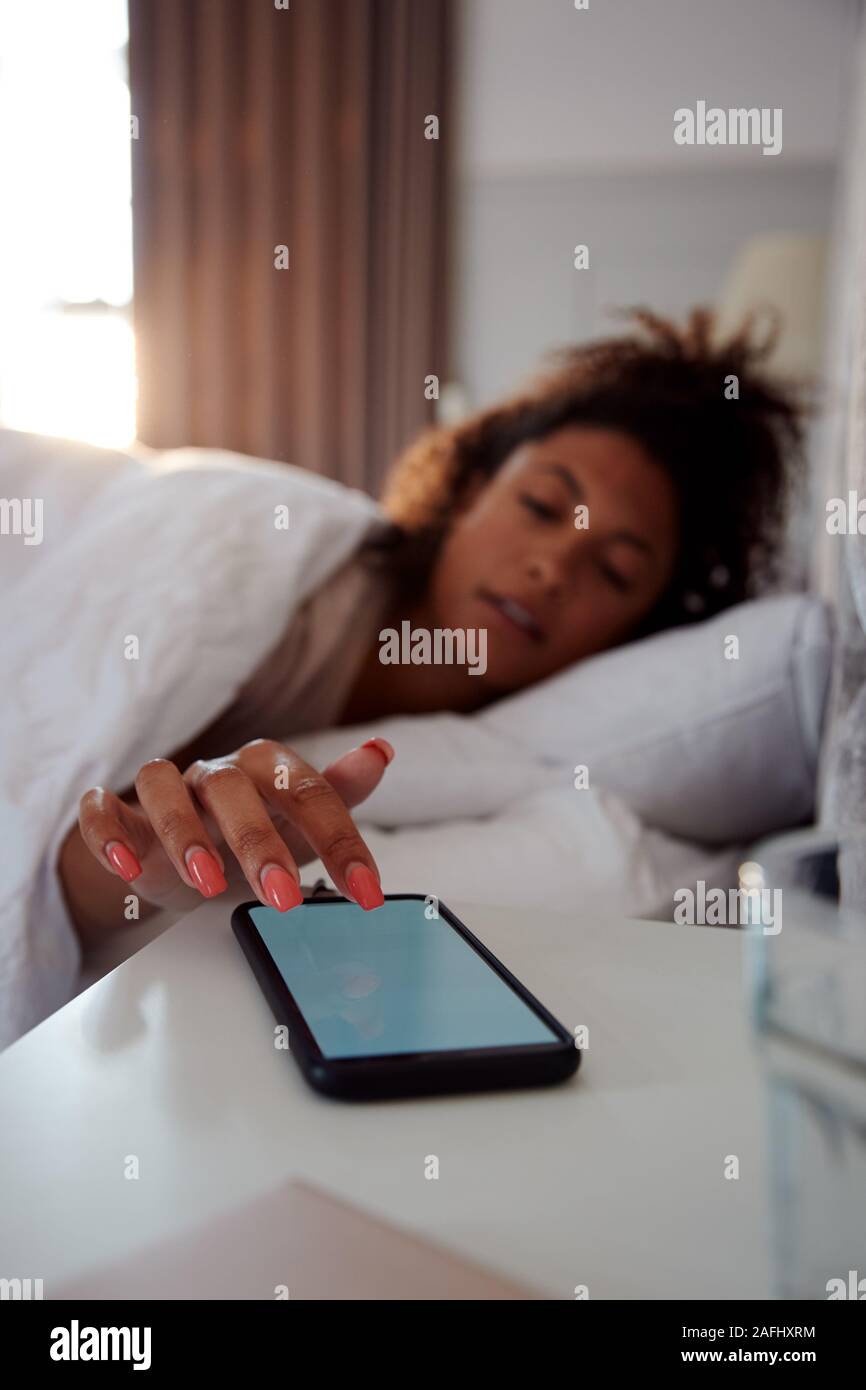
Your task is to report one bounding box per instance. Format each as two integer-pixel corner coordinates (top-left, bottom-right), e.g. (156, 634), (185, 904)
(106, 841), (142, 882)
(186, 848), (228, 898)
(261, 865), (303, 913)
(346, 863), (384, 911)
(361, 738), (394, 765)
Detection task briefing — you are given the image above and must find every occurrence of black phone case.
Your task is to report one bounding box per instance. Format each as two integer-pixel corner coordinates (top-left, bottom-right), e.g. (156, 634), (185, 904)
(231, 894), (581, 1101)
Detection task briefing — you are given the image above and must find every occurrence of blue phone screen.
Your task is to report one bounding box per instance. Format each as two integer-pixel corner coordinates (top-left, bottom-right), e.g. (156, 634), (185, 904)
(249, 898), (560, 1059)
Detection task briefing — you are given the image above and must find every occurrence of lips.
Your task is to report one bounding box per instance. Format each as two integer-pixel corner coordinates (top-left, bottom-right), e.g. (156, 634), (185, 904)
(479, 589), (546, 643)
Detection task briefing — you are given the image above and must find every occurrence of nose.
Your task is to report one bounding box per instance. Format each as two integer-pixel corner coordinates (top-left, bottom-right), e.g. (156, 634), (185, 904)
(525, 551), (566, 596)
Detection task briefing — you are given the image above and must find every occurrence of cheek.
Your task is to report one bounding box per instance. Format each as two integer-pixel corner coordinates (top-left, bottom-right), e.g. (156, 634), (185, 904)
(438, 500), (509, 581)
(429, 528), (480, 612)
(462, 498), (526, 564)
(429, 507), (512, 624)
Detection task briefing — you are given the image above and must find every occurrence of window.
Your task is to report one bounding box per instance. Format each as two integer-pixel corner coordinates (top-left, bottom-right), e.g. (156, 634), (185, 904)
(0, 0), (135, 447)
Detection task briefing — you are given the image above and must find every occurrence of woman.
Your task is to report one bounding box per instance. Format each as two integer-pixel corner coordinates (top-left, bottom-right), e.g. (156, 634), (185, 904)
(58, 308), (804, 952)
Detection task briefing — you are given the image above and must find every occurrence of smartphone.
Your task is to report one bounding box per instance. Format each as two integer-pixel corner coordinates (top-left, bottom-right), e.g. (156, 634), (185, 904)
(231, 894), (580, 1100)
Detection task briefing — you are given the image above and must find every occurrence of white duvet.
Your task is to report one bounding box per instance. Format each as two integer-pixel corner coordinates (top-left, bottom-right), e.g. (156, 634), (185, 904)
(0, 434), (737, 1048)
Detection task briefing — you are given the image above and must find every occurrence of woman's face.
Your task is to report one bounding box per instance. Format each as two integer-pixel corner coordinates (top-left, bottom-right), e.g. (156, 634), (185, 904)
(424, 425), (681, 693)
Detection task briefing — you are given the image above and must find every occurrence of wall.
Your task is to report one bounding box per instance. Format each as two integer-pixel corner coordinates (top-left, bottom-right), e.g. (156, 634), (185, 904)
(451, 0), (861, 405)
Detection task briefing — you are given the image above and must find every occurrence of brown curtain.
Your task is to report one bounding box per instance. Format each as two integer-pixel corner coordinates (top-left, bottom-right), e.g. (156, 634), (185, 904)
(128, 0), (452, 493)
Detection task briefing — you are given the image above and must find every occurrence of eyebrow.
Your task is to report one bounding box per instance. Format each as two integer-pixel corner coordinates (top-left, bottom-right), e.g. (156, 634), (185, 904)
(539, 462), (655, 557)
(541, 462), (584, 498)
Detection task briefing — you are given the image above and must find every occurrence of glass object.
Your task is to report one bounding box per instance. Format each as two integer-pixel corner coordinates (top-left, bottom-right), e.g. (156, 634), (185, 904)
(744, 832), (866, 1300)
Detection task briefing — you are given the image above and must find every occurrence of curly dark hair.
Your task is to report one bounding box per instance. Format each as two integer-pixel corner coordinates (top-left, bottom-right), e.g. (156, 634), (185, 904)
(376, 306), (809, 636)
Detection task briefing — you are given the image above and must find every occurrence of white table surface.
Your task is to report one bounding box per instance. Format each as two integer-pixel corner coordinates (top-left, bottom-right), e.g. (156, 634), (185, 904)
(0, 895), (773, 1299)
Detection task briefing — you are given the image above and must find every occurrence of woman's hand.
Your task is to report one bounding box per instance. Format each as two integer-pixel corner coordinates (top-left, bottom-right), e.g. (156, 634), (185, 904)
(75, 737), (394, 920)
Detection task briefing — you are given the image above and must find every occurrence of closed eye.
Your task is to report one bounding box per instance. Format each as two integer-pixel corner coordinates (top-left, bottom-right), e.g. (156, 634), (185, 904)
(597, 559), (632, 593)
(520, 493), (561, 522)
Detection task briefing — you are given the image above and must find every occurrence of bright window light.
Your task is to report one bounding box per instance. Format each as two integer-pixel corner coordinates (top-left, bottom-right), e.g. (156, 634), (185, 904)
(0, 0), (136, 447)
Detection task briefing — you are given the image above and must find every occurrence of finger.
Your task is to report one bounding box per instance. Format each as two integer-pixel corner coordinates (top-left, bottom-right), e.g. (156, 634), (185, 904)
(239, 742), (385, 910)
(135, 759), (229, 900)
(184, 759), (304, 912)
(262, 740), (395, 858)
(79, 785), (146, 882)
(320, 738), (395, 809)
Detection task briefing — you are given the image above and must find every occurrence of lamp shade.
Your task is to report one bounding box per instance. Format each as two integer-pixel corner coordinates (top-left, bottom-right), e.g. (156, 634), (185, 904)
(715, 233), (828, 377)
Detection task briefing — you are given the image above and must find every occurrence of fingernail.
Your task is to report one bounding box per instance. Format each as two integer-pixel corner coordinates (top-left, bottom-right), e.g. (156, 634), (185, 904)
(346, 863), (385, 911)
(106, 841), (142, 882)
(186, 847), (228, 898)
(361, 738), (394, 766)
(261, 864), (303, 913)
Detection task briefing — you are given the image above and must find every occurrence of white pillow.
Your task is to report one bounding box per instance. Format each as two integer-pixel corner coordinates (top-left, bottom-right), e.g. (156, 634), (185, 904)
(480, 592), (833, 844)
(295, 593), (833, 846)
